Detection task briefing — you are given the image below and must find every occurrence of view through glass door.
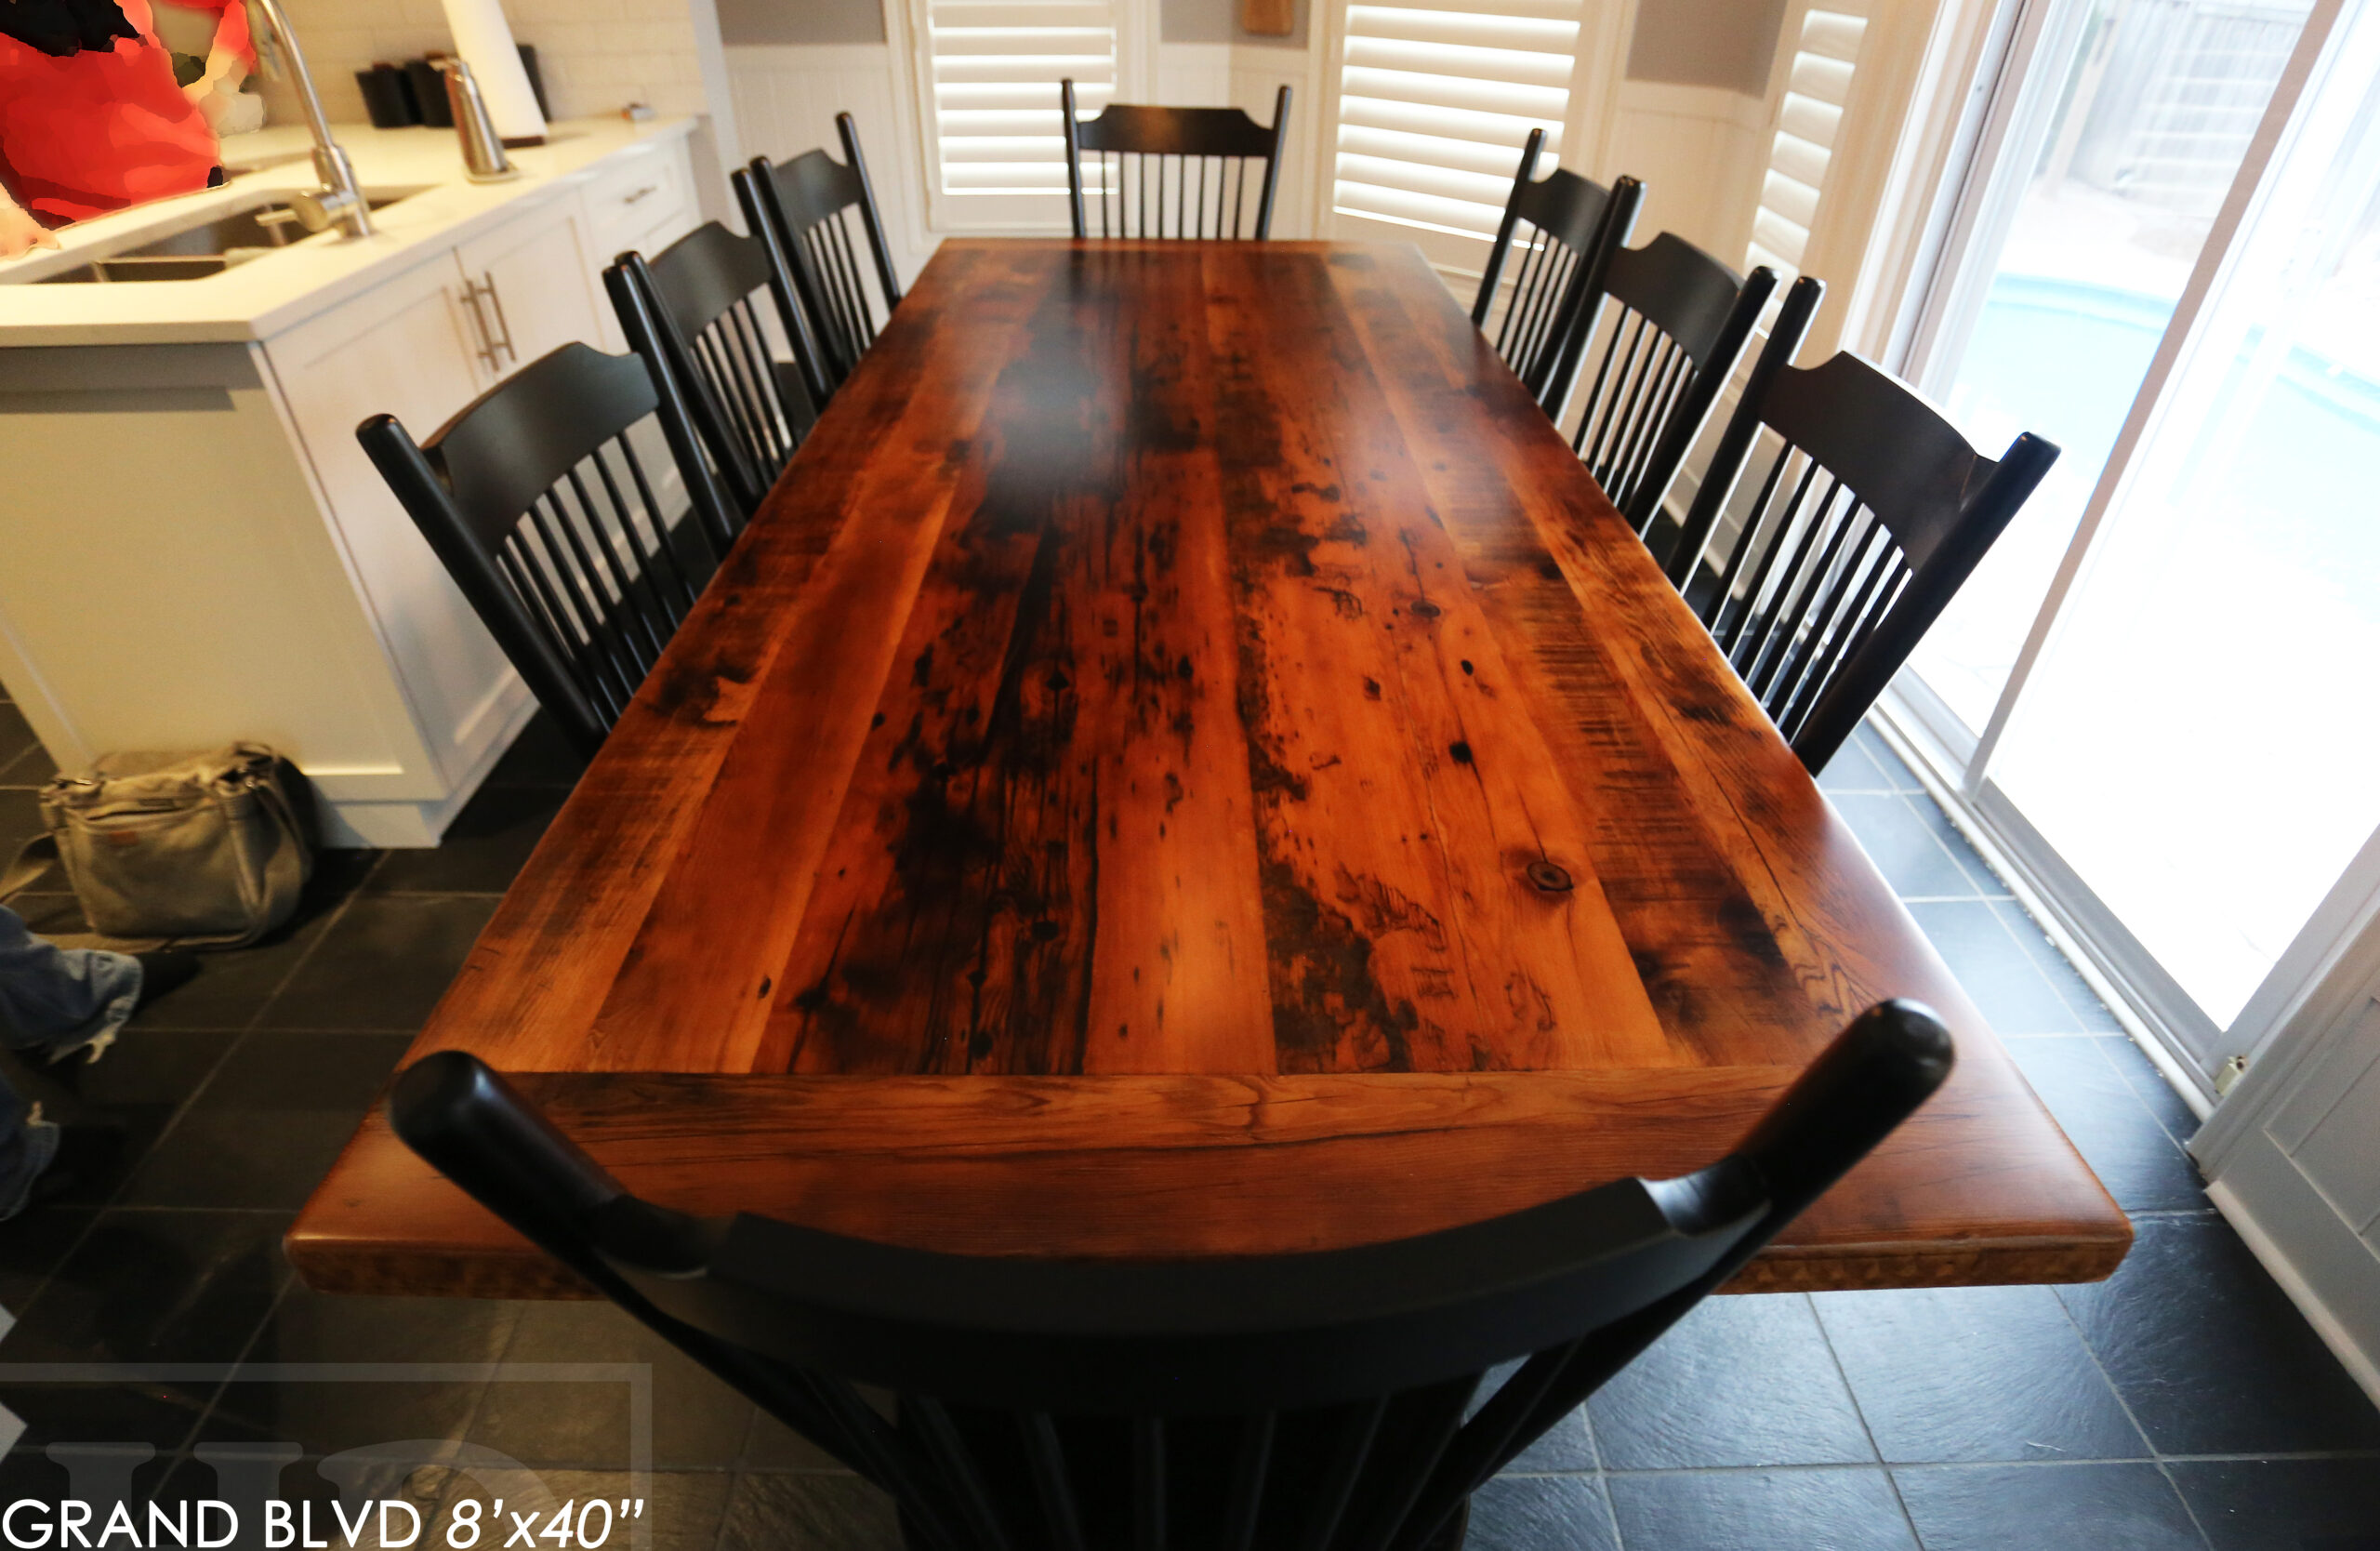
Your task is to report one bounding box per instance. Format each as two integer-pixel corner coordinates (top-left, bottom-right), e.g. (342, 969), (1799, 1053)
(1990, 0), (2380, 1041)
(1907, 0), (2316, 739)
(1885, 0), (2380, 1076)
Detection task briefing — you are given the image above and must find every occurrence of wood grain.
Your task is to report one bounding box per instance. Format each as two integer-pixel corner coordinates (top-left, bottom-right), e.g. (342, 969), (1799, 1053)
(290, 241), (2129, 1298)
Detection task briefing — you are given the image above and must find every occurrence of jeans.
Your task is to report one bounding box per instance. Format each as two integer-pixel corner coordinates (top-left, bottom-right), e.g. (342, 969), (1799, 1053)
(0, 905), (142, 1217)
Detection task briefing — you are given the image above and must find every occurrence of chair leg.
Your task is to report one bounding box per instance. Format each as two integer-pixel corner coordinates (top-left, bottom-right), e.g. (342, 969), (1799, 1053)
(1424, 1499), (1472, 1551)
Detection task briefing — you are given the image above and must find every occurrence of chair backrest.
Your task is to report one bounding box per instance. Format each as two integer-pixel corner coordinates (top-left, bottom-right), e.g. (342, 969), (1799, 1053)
(608, 221), (818, 521)
(743, 113), (903, 397)
(1568, 232), (1775, 535)
(390, 1001), (1953, 1551)
(1063, 78), (1293, 240)
(1666, 276), (2062, 773)
(356, 342), (735, 762)
(1470, 132), (1640, 411)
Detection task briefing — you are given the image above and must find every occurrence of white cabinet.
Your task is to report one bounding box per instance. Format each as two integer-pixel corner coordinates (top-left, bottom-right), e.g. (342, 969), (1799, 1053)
(454, 196), (609, 384)
(578, 137), (701, 351)
(0, 131), (702, 846)
(265, 248), (520, 804)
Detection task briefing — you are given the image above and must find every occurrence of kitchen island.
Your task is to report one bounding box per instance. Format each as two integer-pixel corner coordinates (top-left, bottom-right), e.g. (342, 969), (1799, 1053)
(0, 117), (701, 844)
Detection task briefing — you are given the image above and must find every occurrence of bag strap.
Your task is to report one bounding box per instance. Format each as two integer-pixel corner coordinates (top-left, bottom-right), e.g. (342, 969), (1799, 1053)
(0, 834), (59, 904)
(247, 775), (311, 908)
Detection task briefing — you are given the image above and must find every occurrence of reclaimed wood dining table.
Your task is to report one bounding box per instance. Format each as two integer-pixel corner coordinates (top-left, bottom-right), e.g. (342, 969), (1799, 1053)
(289, 238), (2130, 1298)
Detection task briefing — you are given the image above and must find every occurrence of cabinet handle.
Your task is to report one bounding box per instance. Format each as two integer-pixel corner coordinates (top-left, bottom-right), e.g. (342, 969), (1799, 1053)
(480, 272), (518, 365)
(458, 280), (502, 373)
(621, 184), (658, 205)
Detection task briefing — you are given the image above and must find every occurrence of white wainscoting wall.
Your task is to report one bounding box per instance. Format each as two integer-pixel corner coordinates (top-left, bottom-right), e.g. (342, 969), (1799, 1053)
(724, 43), (937, 285)
(1602, 80), (1768, 272)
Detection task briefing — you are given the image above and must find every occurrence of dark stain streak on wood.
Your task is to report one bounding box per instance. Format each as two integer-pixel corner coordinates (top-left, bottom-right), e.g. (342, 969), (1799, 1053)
(287, 242), (2131, 1299)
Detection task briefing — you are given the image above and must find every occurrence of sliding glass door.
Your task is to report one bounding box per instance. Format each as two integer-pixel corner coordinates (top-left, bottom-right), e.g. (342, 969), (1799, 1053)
(1886, 0), (2380, 1082)
(1906, 0), (2315, 737)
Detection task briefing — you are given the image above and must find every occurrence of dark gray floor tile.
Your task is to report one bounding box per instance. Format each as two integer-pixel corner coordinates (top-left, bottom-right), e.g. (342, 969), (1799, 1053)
(5, 738), (59, 786)
(469, 1299), (753, 1469)
(1831, 795), (1981, 900)
(1985, 901), (2125, 1033)
(1901, 794), (2010, 897)
(1893, 1463), (2206, 1551)
(0, 703), (43, 783)
(118, 1032), (413, 1210)
(1471, 1474), (1619, 1551)
(122, 908), (342, 1032)
(257, 895), (498, 1031)
(743, 1410), (855, 1472)
(0, 1206), (93, 1315)
(2058, 1215), (2380, 1455)
(1606, 1467), (1919, 1551)
(2092, 1034), (2202, 1147)
(1507, 1408), (1596, 1472)
(7, 893), (86, 936)
(2003, 1038), (2206, 1213)
(0, 1208), (291, 1362)
(32, 1027), (239, 1206)
(1851, 724), (1924, 793)
(1906, 901), (2095, 1035)
(716, 1471), (901, 1551)
(365, 786), (565, 896)
(483, 714), (586, 789)
(196, 1285), (522, 1456)
(1588, 1295), (1875, 1469)
(1, 789), (43, 855)
(2171, 1457), (2380, 1551)
(1813, 1284), (2146, 1464)
(0, 1210), (291, 1449)
(1818, 736), (1889, 794)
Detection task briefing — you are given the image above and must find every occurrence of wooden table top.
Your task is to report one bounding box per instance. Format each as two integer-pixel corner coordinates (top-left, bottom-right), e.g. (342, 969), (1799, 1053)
(289, 239), (2129, 1298)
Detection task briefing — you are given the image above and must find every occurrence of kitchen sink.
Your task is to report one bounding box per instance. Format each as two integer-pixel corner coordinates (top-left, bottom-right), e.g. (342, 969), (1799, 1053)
(39, 187), (427, 283)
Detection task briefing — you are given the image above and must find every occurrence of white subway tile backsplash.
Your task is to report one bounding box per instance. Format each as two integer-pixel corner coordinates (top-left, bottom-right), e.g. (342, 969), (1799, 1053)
(238, 0), (711, 129)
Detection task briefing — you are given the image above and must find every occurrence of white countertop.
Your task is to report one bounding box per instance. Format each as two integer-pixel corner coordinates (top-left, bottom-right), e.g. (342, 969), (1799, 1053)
(0, 115), (697, 348)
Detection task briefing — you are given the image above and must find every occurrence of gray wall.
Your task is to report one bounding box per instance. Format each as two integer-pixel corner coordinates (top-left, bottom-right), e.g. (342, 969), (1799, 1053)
(1164, 0), (1232, 42)
(1164, 0), (1307, 48)
(719, 0), (887, 46)
(1625, 0), (1788, 94)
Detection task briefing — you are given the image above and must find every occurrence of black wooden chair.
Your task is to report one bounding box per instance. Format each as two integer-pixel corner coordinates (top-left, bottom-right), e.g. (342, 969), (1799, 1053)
(1567, 233), (1776, 535)
(740, 112), (904, 399)
(389, 1001), (1954, 1551)
(1666, 276), (2061, 773)
(1472, 131), (1639, 411)
(357, 342), (738, 762)
(1062, 78), (1293, 240)
(607, 221), (819, 522)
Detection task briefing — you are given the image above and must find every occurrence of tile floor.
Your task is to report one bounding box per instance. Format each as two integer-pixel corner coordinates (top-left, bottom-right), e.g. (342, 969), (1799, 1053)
(1, 694), (2375, 1550)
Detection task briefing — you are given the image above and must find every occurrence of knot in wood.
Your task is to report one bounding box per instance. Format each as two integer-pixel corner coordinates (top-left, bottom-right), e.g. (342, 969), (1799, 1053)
(1526, 860), (1574, 894)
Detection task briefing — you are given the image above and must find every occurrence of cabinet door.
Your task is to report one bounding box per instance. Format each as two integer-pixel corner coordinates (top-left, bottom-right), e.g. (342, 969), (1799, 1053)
(264, 253), (520, 790)
(456, 196), (610, 384)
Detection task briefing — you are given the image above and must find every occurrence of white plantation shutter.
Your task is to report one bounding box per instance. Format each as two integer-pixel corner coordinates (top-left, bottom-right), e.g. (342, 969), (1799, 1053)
(920, 0), (1121, 229)
(1749, 6), (1869, 275)
(1330, 0), (1587, 275)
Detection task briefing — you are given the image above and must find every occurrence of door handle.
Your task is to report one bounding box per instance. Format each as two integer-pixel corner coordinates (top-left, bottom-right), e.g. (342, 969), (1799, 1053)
(479, 272), (518, 365)
(458, 280), (501, 373)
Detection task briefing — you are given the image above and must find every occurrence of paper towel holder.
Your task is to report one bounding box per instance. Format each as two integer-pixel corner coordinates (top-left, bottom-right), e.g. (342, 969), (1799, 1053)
(443, 60), (521, 183)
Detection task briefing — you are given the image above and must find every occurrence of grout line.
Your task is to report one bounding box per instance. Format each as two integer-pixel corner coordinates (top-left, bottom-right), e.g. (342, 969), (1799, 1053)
(1864, 712), (2216, 1120)
(2043, 1280), (2219, 1550)
(1806, 1296), (1927, 1547)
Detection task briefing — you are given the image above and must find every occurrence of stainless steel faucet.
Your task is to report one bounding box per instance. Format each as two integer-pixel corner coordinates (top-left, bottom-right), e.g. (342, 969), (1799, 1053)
(245, 0), (373, 238)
